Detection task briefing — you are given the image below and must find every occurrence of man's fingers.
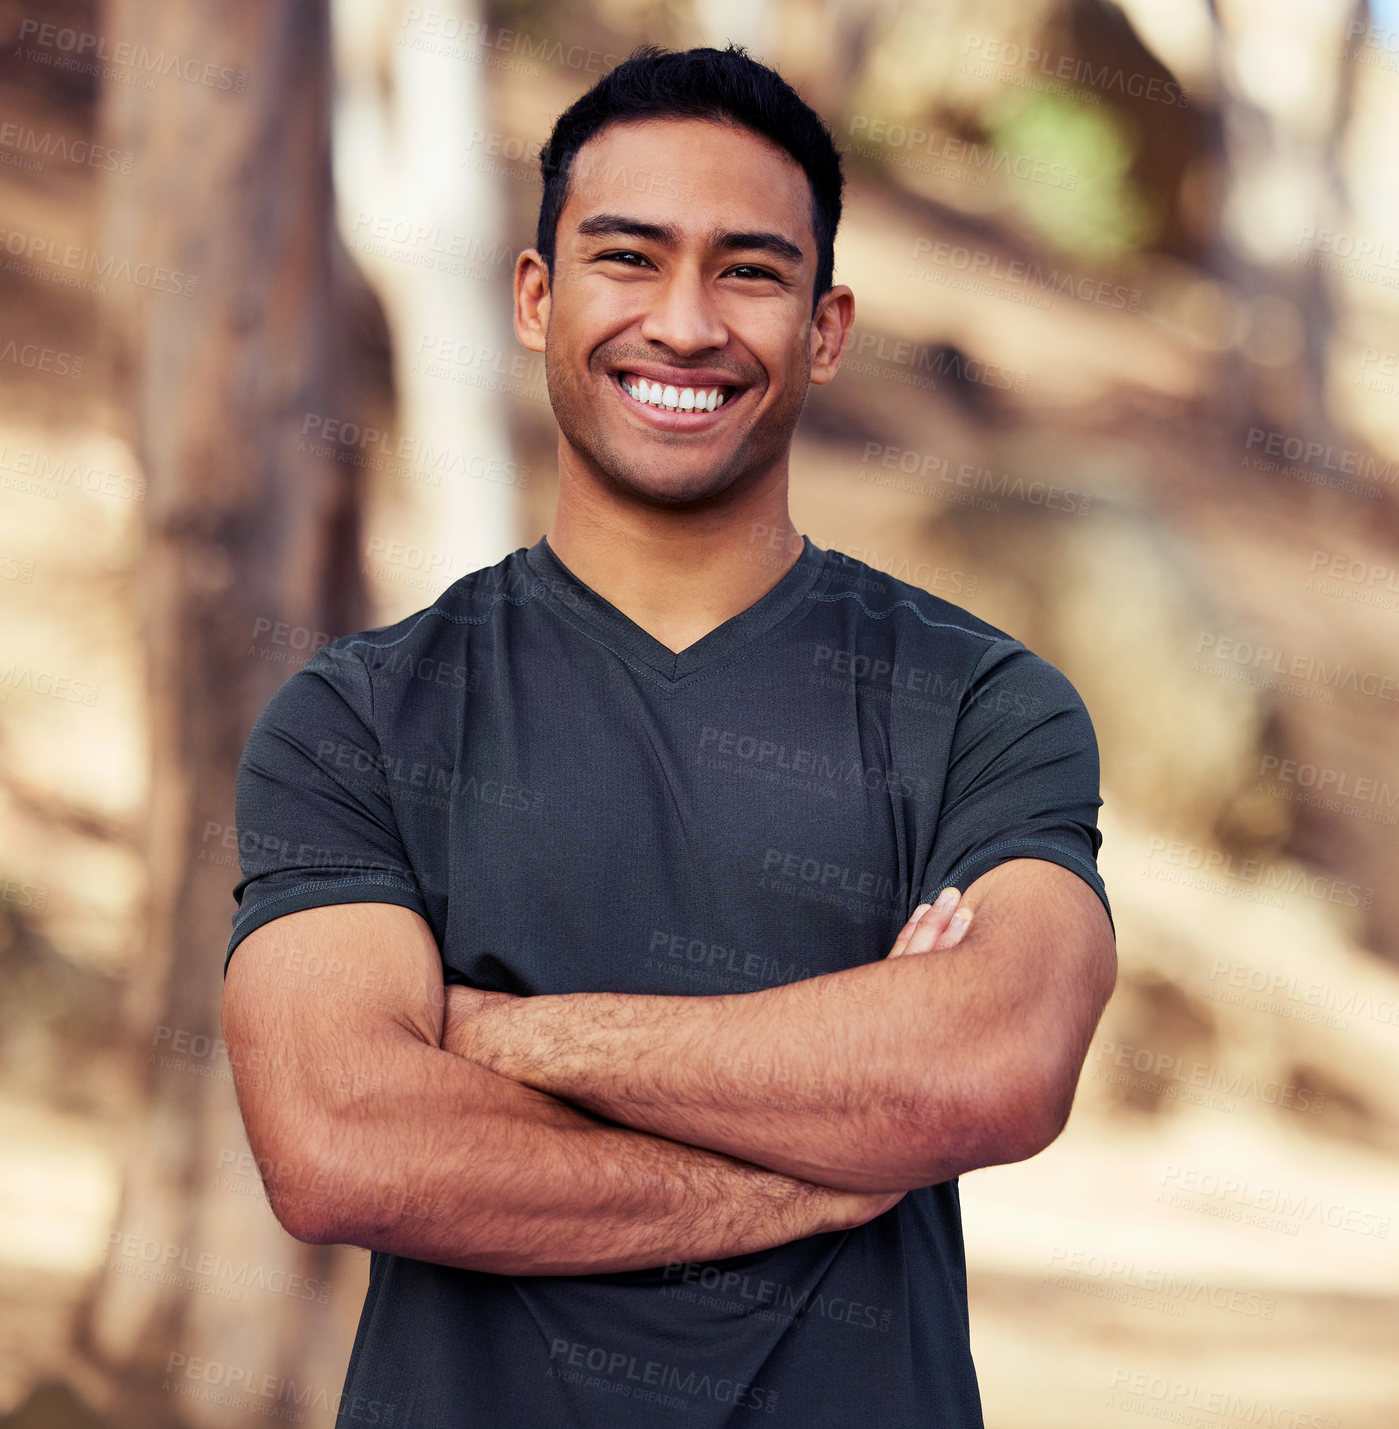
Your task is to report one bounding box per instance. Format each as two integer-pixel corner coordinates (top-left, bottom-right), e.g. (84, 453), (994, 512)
(887, 904), (933, 959)
(888, 888), (960, 957)
(935, 906), (974, 949)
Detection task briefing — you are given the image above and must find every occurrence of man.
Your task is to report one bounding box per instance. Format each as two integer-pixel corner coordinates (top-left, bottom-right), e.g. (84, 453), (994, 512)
(222, 42), (1115, 1429)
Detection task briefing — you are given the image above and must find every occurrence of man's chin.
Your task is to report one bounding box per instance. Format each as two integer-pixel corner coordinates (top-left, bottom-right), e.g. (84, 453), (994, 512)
(612, 472), (737, 509)
(590, 450), (744, 507)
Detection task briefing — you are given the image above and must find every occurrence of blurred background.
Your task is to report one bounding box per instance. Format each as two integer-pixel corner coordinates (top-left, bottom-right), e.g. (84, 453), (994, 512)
(1, 0), (1397, 1424)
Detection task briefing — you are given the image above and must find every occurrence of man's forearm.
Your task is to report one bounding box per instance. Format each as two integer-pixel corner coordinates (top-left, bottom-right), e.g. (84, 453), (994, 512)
(259, 1031), (884, 1276)
(449, 962), (952, 1193)
(448, 868), (1111, 1193)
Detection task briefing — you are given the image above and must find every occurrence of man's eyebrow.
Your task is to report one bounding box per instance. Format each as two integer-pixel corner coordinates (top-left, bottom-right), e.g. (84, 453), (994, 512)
(713, 228), (805, 266)
(574, 213), (805, 267)
(575, 214), (677, 245)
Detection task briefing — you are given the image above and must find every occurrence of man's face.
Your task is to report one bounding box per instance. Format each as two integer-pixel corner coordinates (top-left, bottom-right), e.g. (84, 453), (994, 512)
(523, 117), (843, 508)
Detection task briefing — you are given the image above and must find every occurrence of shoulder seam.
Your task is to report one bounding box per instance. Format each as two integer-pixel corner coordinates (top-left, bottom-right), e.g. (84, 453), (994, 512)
(339, 590), (537, 655)
(805, 587), (1008, 643)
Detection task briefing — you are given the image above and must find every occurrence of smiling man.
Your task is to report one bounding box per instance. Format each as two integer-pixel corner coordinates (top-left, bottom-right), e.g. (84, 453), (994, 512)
(222, 43), (1116, 1429)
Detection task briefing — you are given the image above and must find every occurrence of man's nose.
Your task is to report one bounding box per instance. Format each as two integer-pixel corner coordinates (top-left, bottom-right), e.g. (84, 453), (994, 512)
(639, 267), (729, 354)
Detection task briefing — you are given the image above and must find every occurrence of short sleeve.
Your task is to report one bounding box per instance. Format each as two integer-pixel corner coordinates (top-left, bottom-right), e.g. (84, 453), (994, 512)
(224, 641), (430, 973)
(919, 640), (1113, 933)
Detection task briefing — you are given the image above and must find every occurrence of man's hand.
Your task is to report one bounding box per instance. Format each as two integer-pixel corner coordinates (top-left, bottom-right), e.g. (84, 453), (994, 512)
(886, 887), (973, 958)
(444, 892), (973, 1073)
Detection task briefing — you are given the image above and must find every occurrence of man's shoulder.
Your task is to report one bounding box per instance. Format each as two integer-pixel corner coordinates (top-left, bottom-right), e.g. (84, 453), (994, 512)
(810, 544), (1091, 716)
(336, 545), (535, 658)
(262, 547), (533, 723)
(812, 544), (1020, 650)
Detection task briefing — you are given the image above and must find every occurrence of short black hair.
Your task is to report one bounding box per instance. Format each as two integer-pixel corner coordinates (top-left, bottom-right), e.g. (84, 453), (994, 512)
(535, 43), (844, 315)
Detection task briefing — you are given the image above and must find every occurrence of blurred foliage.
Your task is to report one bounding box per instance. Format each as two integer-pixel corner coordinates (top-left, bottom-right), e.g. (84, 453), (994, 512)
(984, 91), (1159, 256)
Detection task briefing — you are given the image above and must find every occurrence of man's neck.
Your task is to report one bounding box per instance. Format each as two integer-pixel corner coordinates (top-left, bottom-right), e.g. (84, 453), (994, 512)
(545, 494), (804, 656)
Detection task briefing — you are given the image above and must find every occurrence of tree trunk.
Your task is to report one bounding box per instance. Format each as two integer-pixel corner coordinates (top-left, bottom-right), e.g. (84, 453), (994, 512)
(74, 1), (367, 1421)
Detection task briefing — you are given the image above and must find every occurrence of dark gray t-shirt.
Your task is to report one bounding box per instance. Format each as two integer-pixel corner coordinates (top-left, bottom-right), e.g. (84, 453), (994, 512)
(226, 533), (1112, 1429)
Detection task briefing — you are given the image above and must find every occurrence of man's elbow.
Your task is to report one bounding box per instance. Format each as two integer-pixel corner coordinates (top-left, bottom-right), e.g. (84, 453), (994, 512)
(254, 1124), (363, 1247)
(899, 1070), (1075, 1183)
(268, 1189), (343, 1247)
(979, 1065), (1079, 1167)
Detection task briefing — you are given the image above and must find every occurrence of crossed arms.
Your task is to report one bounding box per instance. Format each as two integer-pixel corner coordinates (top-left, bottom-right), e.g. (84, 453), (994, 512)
(221, 857), (1115, 1276)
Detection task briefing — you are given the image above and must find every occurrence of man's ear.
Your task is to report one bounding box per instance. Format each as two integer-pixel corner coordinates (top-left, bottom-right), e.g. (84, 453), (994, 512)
(514, 248), (550, 354)
(808, 284), (854, 386)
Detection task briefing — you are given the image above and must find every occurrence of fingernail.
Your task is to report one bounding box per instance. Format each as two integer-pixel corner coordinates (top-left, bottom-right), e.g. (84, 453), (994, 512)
(934, 887), (959, 910)
(947, 908), (974, 943)
(912, 902), (932, 918)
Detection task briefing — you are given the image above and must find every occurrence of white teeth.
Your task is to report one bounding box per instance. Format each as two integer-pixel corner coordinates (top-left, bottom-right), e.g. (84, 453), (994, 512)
(620, 374), (729, 412)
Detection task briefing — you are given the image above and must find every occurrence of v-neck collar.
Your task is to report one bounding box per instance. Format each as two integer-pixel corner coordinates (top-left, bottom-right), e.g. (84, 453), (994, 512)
(524, 532), (827, 683)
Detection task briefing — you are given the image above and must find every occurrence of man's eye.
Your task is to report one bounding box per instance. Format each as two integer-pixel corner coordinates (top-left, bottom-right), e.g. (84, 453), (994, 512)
(728, 265), (778, 280)
(601, 250), (650, 266)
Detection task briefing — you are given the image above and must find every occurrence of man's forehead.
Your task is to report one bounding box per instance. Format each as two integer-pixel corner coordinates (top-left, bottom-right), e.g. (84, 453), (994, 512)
(563, 118), (813, 248)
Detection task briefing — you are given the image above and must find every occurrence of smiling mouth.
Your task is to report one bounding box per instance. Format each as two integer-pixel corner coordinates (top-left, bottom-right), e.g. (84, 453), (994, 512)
(614, 371), (740, 418)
